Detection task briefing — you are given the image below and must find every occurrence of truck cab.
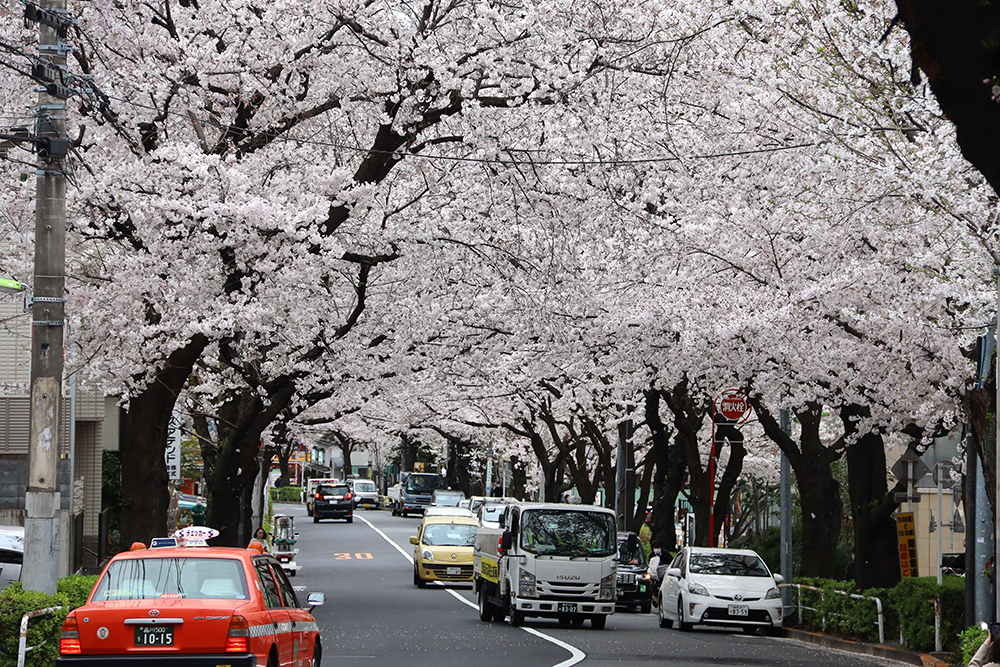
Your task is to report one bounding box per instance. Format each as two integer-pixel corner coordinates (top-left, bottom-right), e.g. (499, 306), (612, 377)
(473, 502), (617, 629)
(390, 473), (449, 517)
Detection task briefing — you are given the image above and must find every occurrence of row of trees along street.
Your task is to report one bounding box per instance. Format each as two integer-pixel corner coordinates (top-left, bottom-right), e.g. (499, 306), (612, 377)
(1, 0), (999, 592)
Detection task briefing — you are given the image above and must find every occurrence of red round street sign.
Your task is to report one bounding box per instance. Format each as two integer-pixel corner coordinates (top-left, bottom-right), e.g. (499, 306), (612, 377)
(717, 390), (750, 422)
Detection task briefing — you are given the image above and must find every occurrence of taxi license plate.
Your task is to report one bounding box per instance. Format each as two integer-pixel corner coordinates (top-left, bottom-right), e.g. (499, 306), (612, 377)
(447, 567), (462, 575)
(558, 603), (575, 613)
(727, 605), (749, 617)
(134, 625), (174, 646)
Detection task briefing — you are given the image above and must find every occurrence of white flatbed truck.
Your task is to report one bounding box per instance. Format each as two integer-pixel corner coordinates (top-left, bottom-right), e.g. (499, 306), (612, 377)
(473, 502), (617, 629)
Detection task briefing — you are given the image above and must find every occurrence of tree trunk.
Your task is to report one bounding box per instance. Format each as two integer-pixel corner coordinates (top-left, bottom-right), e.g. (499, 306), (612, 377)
(753, 397), (843, 579)
(119, 334), (208, 550)
(894, 0), (1000, 195)
(661, 379), (711, 547)
(841, 405), (903, 589)
(631, 449), (655, 533)
(646, 389), (687, 553)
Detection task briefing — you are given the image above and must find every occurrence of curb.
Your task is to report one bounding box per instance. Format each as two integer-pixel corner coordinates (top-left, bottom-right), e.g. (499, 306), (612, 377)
(776, 628), (951, 666)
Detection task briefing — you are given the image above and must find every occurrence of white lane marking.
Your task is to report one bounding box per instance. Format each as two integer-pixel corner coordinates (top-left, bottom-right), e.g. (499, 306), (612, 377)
(358, 514), (587, 667)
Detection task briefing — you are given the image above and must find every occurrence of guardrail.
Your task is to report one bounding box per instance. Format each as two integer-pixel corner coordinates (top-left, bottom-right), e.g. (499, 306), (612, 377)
(18, 605), (63, 667)
(779, 583), (884, 644)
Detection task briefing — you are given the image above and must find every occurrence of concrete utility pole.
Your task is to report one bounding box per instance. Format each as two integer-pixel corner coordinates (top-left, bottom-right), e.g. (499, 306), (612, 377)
(779, 409), (793, 622)
(23, 0), (69, 595)
(996, 275), (1000, 623)
(615, 420), (634, 531)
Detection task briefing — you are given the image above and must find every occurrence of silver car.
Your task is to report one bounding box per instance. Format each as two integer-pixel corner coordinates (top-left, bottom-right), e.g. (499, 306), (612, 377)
(348, 478), (379, 509)
(658, 547), (783, 633)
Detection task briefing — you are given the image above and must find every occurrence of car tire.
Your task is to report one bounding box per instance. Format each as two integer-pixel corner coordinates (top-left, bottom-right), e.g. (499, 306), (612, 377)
(641, 600), (652, 614)
(478, 587), (495, 622)
(591, 615), (607, 630)
(312, 642), (321, 667)
(742, 626), (757, 635)
(347, 516), (353, 523)
(677, 599), (691, 631)
(413, 567), (427, 588)
(268, 650), (278, 667)
(571, 616), (585, 626)
(658, 603), (670, 628)
(289, 569), (296, 577)
(509, 609), (525, 627)
(313, 515), (319, 523)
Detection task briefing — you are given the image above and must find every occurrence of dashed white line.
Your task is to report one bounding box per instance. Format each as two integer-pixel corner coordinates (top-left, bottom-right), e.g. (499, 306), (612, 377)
(358, 514), (587, 667)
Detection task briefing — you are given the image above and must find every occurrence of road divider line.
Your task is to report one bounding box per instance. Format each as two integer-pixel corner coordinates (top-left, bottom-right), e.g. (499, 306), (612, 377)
(358, 514), (586, 667)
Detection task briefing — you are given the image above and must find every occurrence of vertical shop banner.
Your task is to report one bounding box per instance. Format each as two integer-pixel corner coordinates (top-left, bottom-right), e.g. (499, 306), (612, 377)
(896, 512), (918, 577)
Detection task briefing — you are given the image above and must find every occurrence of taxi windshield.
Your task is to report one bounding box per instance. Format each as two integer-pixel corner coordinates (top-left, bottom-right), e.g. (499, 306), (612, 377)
(92, 557), (250, 601)
(422, 523), (477, 547)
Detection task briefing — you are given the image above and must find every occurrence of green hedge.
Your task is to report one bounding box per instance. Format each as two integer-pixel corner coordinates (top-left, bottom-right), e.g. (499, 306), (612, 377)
(959, 625), (988, 665)
(271, 486), (302, 502)
(0, 575), (98, 667)
(792, 576), (964, 652)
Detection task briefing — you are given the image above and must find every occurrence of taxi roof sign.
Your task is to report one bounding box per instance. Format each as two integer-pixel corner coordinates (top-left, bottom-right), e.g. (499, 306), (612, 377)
(150, 537), (178, 549)
(173, 525), (220, 546)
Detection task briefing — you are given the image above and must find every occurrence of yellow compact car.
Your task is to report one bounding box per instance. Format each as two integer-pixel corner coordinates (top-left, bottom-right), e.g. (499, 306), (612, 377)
(410, 512), (478, 587)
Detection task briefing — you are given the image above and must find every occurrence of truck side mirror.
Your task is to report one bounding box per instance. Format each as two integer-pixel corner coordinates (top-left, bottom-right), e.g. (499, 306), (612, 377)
(499, 530), (512, 552)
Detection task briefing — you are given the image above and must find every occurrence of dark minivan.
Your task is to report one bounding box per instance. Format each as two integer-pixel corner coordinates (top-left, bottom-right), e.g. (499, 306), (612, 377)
(313, 483), (354, 523)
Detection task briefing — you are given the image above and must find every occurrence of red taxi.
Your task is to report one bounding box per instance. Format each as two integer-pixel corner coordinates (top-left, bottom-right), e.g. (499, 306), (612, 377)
(56, 532), (324, 667)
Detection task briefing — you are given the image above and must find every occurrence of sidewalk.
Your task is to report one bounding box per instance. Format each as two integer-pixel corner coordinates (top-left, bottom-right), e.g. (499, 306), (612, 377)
(777, 628), (952, 666)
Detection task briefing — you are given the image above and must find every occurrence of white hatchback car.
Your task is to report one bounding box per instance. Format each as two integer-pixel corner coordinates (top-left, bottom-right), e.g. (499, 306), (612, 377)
(658, 547), (783, 633)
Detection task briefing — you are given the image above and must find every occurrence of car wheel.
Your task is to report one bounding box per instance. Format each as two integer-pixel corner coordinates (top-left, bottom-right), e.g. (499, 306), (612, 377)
(478, 587), (495, 622)
(509, 609), (525, 627)
(571, 616), (585, 626)
(413, 567), (427, 588)
(346, 516), (353, 523)
(289, 569), (296, 577)
(590, 615), (607, 630)
(641, 600), (652, 614)
(312, 641), (321, 667)
(742, 626), (757, 635)
(313, 515), (319, 523)
(267, 649), (278, 667)
(658, 603), (670, 629)
(677, 599), (691, 631)
(391, 506), (398, 516)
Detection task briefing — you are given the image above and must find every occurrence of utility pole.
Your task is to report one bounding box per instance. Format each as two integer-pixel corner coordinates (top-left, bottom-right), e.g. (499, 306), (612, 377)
(779, 409), (793, 624)
(615, 419), (634, 531)
(23, 0), (70, 595)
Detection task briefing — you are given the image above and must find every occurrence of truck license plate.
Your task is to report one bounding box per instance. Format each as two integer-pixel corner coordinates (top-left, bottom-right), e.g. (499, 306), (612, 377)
(558, 603), (575, 613)
(447, 567), (461, 575)
(727, 605), (749, 617)
(134, 625), (174, 646)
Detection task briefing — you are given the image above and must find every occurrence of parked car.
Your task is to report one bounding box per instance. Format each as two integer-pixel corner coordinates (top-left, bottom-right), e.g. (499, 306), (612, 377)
(347, 478), (379, 509)
(431, 489), (466, 507)
(410, 513), (478, 587)
(0, 526), (24, 590)
(616, 532), (653, 613)
(475, 501), (511, 529)
(313, 482), (354, 523)
(657, 546), (783, 633)
(56, 528), (325, 667)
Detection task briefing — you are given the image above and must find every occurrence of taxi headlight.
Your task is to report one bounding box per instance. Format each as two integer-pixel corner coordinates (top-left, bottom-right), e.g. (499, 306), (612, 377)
(688, 583), (709, 597)
(421, 549), (435, 561)
(519, 570), (537, 598)
(599, 573), (616, 600)
(765, 587), (781, 600)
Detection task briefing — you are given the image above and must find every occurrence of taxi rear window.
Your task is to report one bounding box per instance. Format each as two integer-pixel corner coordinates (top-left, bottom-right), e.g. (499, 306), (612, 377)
(92, 557), (250, 601)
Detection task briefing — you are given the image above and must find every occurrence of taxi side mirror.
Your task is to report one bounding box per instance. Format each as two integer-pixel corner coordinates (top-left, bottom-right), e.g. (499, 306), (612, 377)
(307, 592), (325, 612)
(773, 573), (784, 584)
(409, 536), (419, 545)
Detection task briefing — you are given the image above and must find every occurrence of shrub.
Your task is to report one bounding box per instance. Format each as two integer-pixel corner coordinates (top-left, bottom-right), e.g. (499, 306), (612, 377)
(0, 582), (68, 667)
(57, 575), (99, 611)
(959, 625), (988, 665)
(790, 575), (964, 652)
(274, 486), (302, 503)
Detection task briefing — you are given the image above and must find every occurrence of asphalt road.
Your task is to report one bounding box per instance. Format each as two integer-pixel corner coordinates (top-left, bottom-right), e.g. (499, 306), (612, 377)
(278, 503), (906, 667)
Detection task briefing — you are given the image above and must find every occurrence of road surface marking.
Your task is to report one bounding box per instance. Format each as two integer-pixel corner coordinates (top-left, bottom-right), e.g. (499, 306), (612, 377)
(358, 515), (586, 667)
